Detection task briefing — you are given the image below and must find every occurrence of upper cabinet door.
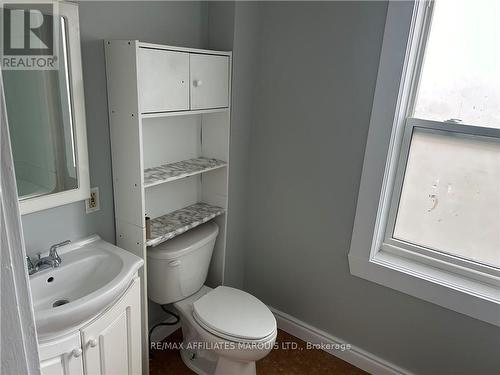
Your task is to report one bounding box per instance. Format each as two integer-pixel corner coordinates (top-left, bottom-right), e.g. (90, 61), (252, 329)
(138, 48), (189, 113)
(190, 54), (230, 110)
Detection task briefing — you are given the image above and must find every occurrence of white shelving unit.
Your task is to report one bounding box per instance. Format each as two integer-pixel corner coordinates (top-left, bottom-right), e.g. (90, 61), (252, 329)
(104, 40), (231, 374)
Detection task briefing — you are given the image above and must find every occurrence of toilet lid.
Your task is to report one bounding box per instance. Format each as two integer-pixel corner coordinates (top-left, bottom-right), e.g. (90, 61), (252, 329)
(193, 286), (276, 341)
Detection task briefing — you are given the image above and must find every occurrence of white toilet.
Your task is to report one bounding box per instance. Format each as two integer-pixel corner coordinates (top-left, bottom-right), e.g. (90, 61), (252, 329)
(147, 222), (277, 375)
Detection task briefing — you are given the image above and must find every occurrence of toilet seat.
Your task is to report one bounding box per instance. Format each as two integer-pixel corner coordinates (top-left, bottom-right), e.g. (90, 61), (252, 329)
(193, 286), (276, 343)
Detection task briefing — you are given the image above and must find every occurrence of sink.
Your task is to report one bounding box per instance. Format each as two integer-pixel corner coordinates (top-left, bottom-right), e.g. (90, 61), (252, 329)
(29, 235), (143, 338)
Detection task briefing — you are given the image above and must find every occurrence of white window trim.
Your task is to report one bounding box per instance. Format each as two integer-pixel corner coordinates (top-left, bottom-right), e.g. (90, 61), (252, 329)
(348, 0), (500, 326)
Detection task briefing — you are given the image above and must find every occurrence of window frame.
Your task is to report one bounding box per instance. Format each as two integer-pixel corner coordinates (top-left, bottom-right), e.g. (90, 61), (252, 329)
(348, 0), (500, 326)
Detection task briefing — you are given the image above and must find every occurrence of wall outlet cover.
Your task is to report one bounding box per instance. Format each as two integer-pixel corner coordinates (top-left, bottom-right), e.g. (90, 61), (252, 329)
(86, 187), (100, 214)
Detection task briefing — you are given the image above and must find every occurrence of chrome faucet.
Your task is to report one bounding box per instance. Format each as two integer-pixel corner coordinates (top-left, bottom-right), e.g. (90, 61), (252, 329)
(27, 240), (71, 275)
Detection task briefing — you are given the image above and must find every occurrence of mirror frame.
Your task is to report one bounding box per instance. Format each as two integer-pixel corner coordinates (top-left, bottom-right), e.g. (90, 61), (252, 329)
(18, 2), (90, 215)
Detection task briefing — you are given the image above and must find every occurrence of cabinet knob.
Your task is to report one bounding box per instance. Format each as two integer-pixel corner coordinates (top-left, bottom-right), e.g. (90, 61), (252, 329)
(88, 338), (98, 348)
(72, 348), (82, 357)
(193, 80), (203, 87)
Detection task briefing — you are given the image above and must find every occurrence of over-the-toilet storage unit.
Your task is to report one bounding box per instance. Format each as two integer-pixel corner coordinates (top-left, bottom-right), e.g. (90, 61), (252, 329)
(104, 41), (231, 371)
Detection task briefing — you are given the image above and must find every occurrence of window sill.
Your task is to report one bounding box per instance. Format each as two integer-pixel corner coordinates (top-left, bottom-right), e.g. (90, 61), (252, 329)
(348, 251), (500, 327)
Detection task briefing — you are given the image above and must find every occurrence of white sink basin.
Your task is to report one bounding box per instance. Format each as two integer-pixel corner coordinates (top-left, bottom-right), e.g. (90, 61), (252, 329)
(30, 235), (143, 339)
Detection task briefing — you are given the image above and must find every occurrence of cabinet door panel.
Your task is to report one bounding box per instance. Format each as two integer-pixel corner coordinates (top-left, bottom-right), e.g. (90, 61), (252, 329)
(138, 48), (189, 113)
(82, 278), (141, 375)
(39, 332), (83, 375)
(190, 54), (229, 110)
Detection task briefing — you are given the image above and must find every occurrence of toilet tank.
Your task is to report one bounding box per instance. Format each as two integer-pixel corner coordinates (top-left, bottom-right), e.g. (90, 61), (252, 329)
(147, 222), (219, 305)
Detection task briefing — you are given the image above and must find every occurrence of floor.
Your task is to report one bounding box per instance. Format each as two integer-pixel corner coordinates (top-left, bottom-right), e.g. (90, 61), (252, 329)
(150, 329), (367, 375)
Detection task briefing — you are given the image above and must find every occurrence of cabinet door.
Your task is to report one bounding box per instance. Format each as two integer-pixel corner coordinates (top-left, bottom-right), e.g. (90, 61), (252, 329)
(39, 332), (84, 375)
(81, 278), (141, 375)
(138, 48), (189, 113)
(190, 54), (230, 110)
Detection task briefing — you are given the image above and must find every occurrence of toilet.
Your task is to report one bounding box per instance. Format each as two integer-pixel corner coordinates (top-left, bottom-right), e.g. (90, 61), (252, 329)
(147, 222), (277, 375)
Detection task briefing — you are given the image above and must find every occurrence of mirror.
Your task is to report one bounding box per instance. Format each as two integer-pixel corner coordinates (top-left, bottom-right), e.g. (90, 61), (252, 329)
(2, 3), (89, 214)
(4, 17), (76, 199)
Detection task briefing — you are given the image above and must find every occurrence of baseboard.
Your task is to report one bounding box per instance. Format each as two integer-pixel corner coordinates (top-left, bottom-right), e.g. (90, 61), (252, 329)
(270, 307), (414, 375)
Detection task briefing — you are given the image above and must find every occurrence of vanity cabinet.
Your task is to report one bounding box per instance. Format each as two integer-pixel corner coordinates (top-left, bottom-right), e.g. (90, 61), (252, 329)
(137, 45), (230, 113)
(39, 332), (83, 375)
(39, 278), (141, 375)
(81, 277), (142, 375)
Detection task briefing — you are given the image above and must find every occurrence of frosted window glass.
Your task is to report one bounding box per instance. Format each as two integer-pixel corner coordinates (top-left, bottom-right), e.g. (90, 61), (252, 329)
(394, 128), (500, 268)
(413, 0), (500, 129)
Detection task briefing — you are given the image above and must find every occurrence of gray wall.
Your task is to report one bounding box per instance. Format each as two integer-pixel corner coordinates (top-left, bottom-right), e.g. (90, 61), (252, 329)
(243, 2), (500, 375)
(21, 1), (208, 255)
(208, 2), (261, 288)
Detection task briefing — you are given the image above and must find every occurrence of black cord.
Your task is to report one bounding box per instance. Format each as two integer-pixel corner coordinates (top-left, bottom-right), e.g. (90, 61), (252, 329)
(149, 305), (180, 354)
(161, 304), (180, 321)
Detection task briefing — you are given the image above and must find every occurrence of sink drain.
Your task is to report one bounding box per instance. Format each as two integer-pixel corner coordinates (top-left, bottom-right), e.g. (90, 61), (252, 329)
(52, 299), (70, 308)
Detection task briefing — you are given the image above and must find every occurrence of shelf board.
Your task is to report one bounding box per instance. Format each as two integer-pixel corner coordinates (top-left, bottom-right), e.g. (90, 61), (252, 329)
(146, 202), (225, 247)
(144, 157), (227, 188)
(141, 107), (229, 119)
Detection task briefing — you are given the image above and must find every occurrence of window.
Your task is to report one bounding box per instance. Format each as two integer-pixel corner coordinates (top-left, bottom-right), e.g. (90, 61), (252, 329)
(412, 1), (500, 128)
(349, 0), (500, 326)
(385, 0), (500, 274)
(391, 126), (500, 269)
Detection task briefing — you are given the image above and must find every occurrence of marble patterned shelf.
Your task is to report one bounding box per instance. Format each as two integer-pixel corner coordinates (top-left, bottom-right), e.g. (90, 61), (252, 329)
(144, 157), (227, 188)
(146, 202), (225, 247)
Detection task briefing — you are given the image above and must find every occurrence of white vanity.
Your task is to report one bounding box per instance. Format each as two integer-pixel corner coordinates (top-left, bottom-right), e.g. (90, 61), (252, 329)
(31, 237), (143, 375)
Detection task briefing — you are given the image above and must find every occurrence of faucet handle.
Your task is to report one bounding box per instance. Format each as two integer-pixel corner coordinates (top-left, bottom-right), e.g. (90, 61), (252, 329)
(26, 256), (37, 275)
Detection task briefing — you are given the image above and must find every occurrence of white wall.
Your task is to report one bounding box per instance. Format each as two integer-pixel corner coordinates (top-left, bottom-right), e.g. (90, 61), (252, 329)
(243, 2), (500, 374)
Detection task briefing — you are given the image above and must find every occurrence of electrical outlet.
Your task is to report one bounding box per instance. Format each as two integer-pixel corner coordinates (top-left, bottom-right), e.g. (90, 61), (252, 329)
(86, 187), (100, 214)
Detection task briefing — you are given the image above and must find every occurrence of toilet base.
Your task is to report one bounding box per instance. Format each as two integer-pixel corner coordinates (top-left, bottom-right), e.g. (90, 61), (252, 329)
(180, 345), (257, 375)
(215, 356), (256, 375)
(180, 347), (216, 375)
